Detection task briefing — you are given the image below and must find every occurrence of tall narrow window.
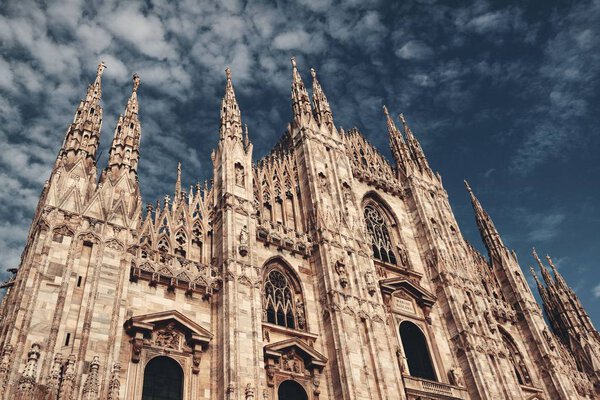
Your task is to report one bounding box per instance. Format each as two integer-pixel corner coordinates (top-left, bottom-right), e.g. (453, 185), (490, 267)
(263, 267), (305, 330)
(399, 321), (436, 381)
(364, 204), (397, 264)
(501, 331), (532, 386)
(142, 356), (183, 400)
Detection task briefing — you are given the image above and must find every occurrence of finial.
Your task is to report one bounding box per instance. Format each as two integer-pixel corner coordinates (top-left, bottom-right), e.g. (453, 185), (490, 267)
(291, 57), (297, 68)
(310, 68), (316, 79)
(97, 61), (107, 77)
(177, 161), (182, 176)
(132, 73), (140, 92)
(225, 66), (232, 81)
(383, 105), (390, 117)
(399, 113), (407, 124)
(463, 180), (473, 193)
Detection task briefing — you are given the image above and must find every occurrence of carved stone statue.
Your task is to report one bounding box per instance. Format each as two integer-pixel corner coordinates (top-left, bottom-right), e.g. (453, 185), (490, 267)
(235, 163), (245, 186)
(448, 366), (464, 386)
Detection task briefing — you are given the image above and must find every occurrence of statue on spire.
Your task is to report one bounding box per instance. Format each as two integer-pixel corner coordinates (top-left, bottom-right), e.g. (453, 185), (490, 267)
(132, 73), (140, 93)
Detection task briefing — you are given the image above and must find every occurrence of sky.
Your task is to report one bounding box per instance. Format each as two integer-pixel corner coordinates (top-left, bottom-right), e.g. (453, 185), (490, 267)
(0, 0), (598, 323)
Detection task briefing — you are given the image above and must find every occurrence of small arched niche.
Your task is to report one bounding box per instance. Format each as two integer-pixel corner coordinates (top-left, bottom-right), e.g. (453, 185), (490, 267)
(142, 356), (183, 400)
(278, 380), (308, 400)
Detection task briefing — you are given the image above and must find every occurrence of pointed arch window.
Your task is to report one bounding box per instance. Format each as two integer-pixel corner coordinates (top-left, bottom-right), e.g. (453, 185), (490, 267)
(364, 203), (397, 264)
(157, 237), (170, 254)
(174, 231), (187, 258)
(264, 268), (305, 331)
(501, 331), (532, 386)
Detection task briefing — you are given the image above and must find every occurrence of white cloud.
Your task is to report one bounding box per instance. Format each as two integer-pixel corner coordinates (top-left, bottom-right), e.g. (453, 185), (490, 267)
(395, 40), (433, 60)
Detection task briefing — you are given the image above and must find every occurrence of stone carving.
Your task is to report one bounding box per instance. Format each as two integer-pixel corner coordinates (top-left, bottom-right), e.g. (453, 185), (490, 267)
(16, 343), (40, 400)
(239, 225), (249, 256)
(82, 356), (100, 400)
(335, 259), (349, 288)
(365, 270), (376, 296)
(57, 354), (76, 400)
(245, 383), (255, 400)
(155, 322), (180, 350)
(0, 345), (13, 397)
(463, 301), (475, 327)
(132, 337), (143, 363)
(45, 353), (62, 399)
(235, 163), (245, 186)
(107, 363), (121, 400)
(448, 366), (464, 386)
(296, 300), (306, 330)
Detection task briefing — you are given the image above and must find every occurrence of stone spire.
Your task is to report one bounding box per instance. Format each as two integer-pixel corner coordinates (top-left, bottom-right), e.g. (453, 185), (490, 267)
(399, 113), (431, 173)
(529, 267), (547, 298)
(290, 57), (312, 125)
(384, 105), (412, 172)
(220, 67), (243, 141)
(531, 250), (600, 374)
(105, 74), (142, 178)
(310, 68), (334, 131)
(533, 248), (554, 286)
(174, 162), (182, 203)
(546, 254), (569, 290)
(60, 61), (106, 163)
(464, 181), (505, 260)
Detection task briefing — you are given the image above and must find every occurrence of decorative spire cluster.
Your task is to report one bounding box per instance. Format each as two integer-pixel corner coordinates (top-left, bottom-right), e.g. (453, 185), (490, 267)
(530, 249), (600, 373)
(220, 67), (243, 141)
(382, 107), (432, 175)
(60, 61), (106, 163)
(105, 74), (142, 177)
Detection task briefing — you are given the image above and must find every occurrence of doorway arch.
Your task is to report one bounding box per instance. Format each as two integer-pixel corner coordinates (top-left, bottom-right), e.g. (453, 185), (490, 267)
(399, 321), (436, 381)
(278, 380), (308, 400)
(142, 356), (183, 400)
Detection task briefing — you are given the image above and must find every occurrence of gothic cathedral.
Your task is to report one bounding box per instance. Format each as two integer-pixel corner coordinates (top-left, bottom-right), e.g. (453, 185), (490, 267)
(0, 59), (598, 400)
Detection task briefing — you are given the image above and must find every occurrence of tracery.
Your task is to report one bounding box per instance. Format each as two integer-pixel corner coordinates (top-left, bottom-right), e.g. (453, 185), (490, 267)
(364, 203), (397, 264)
(264, 268), (305, 330)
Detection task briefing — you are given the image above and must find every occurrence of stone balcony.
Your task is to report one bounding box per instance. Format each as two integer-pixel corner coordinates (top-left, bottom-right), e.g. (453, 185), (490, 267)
(403, 375), (469, 400)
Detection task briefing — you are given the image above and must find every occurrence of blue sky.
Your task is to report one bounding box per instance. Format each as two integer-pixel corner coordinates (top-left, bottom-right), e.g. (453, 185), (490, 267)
(0, 0), (598, 323)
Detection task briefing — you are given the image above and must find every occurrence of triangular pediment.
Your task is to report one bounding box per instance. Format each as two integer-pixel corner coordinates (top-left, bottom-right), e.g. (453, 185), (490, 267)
(125, 310), (213, 345)
(264, 337), (327, 370)
(379, 277), (436, 307)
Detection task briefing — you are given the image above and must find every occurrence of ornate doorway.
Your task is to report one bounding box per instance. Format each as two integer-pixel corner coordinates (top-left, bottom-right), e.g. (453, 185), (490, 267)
(142, 356), (183, 400)
(278, 380), (308, 400)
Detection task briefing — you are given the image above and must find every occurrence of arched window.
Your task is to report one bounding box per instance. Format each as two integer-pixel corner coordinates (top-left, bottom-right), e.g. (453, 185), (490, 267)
(142, 356), (183, 400)
(278, 380), (308, 400)
(501, 331), (532, 385)
(399, 321), (436, 381)
(174, 231), (187, 258)
(364, 203), (397, 264)
(157, 237), (170, 254)
(264, 266), (305, 330)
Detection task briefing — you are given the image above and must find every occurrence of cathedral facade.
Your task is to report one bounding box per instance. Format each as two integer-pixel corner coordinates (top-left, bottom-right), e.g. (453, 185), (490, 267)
(0, 59), (598, 400)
